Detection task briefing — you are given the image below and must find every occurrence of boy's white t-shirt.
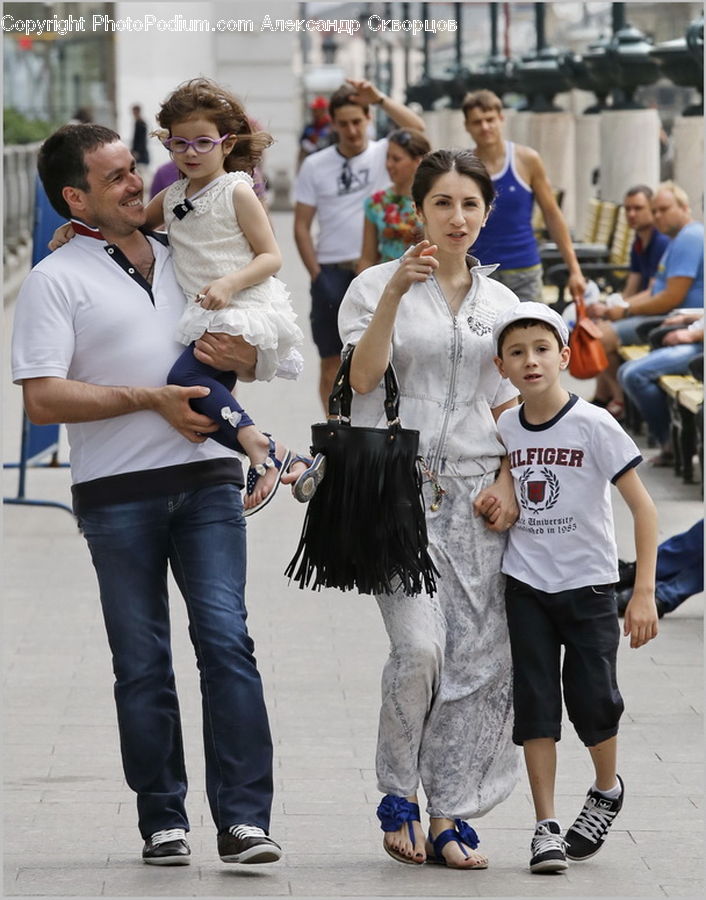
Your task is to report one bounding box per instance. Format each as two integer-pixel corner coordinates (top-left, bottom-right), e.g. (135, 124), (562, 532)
(497, 394), (642, 592)
(294, 139), (389, 263)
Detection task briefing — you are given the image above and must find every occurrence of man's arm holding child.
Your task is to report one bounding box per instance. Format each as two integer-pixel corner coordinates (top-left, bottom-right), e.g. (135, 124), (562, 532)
(23, 376), (219, 443)
(615, 467), (659, 648)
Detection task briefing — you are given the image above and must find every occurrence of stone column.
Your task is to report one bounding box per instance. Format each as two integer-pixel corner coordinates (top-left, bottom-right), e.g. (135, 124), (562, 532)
(574, 114), (602, 238)
(422, 110), (446, 151)
(440, 108), (471, 150)
(505, 108), (530, 146)
(213, 1), (300, 208)
(672, 115), (704, 222)
(598, 108), (660, 205)
(525, 111), (577, 229)
(115, 1), (217, 182)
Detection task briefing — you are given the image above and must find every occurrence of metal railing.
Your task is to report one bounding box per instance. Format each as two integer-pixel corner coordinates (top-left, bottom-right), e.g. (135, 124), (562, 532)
(3, 142), (40, 299)
(4, 141), (40, 256)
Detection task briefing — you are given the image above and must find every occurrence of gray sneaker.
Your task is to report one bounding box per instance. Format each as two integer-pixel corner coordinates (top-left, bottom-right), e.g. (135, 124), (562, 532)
(142, 828), (191, 865)
(530, 821), (568, 874)
(217, 824), (282, 864)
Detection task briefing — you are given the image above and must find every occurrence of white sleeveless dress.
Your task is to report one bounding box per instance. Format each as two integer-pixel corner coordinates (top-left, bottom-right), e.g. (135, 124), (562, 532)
(164, 171), (303, 381)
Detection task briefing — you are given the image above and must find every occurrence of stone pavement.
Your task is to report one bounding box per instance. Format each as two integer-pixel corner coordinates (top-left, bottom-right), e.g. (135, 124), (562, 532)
(3, 211), (703, 899)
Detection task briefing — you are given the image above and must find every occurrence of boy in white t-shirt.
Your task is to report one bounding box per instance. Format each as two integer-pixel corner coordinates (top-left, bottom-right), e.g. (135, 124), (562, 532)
(492, 302), (659, 875)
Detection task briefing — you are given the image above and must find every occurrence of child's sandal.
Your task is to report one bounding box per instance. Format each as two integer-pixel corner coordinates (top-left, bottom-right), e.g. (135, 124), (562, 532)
(289, 453), (326, 503)
(243, 434), (291, 517)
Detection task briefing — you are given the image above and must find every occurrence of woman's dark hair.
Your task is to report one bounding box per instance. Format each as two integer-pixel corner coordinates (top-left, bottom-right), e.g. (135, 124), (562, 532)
(37, 124), (121, 218)
(412, 149), (495, 211)
(156, 77), (273, 174)
(387, 128), (431, 160)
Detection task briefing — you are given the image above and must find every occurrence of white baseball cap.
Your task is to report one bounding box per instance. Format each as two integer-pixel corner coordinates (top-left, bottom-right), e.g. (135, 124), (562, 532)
(493, 301), (570, 353)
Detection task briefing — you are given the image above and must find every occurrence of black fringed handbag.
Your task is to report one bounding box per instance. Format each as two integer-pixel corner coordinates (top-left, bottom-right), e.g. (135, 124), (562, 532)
(285, 346), (438, 597)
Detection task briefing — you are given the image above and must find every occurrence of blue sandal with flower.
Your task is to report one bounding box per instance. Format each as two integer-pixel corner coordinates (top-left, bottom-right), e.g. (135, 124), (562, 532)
(376, 794), (424, 865)
(426, 819), (487, 869)
(243, 433), (291, 518)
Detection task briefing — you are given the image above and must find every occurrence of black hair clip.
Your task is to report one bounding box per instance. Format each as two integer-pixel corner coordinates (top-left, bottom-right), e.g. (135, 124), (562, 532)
(172, 198), (194, 220)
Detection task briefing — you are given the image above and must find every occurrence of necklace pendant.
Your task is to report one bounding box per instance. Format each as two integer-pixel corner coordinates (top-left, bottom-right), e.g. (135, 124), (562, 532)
(430, 483), (446, 512)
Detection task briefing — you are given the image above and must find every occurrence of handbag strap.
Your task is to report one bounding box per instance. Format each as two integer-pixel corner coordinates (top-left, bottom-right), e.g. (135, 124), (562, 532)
(329, 345), (401, 430)
(573, 293), (587, 322)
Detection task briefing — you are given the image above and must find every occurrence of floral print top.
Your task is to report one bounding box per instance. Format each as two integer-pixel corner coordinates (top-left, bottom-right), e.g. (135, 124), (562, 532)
(363, 186), (423, 262)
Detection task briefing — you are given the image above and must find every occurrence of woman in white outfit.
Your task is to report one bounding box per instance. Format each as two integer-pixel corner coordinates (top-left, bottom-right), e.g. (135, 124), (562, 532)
(338, 149), (522, 869)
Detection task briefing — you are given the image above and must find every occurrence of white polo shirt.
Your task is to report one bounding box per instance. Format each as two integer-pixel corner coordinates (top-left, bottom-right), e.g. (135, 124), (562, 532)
(11, 230), (242, 508)
(294, 139), (389, 263)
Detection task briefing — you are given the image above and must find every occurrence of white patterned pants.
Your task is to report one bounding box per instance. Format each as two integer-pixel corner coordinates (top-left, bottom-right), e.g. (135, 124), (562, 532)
(375, 473), (521, 820)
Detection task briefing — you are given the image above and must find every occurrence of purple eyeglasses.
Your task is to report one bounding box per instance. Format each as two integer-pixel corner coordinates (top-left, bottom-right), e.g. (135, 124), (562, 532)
(161, 134), (233, 154)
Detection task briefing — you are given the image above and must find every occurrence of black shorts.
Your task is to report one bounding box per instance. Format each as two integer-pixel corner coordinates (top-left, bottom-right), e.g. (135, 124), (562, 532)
(310, 264), (356, 359)
(504, 575), (624, 747)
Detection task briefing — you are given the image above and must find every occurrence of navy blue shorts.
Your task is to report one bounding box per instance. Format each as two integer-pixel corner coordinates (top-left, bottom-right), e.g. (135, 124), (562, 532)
(504, 575), (624, 747)
(310, 264), (356, 359)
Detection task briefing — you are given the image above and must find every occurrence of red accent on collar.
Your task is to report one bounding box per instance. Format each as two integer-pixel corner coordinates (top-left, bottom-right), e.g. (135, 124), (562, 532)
(71, 220), (106, 240)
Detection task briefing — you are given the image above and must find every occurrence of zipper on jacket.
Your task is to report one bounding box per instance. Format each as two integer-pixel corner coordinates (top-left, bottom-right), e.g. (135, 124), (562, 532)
(429, 276), (462, 477)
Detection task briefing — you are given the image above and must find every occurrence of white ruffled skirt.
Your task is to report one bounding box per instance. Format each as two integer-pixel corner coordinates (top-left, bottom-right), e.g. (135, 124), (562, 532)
(175, 276), (304, 382)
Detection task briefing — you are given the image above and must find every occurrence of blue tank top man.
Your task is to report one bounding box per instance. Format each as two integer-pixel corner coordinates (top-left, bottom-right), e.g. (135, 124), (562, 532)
(472, 142), (539, 271)
(462, 90), (586, 305)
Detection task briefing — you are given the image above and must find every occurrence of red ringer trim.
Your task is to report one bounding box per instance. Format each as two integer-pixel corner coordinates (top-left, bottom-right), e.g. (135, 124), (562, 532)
(70, 219), (106, 240)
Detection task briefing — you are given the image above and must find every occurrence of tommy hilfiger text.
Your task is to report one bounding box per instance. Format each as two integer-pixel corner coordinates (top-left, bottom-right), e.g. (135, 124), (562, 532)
(508, 447), (584, 468)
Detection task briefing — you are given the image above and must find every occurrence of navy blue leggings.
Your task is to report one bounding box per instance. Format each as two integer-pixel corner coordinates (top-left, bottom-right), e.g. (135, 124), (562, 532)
(167, 344), (254, 453)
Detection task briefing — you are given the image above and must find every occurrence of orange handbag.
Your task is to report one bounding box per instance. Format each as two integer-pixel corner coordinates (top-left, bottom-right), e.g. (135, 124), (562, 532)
(568, 296), (609, 379)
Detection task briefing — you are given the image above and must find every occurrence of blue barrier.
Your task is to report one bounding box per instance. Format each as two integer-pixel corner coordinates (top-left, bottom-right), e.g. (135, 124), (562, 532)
(4, 179), (73, 516)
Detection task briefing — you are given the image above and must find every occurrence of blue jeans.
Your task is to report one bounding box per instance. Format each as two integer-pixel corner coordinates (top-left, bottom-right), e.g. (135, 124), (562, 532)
(618, 343), (704, 445)
(656, 519), (704, 612)
(613, 314), (660, 346)
(77, 484), (273, 839)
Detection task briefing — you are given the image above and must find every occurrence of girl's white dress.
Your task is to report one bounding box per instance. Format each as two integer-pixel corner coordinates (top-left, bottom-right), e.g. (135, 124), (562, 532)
(164, 171), (303, 381)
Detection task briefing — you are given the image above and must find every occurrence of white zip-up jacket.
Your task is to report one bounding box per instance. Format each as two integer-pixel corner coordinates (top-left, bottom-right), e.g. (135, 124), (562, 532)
(338, 257), (520, 478)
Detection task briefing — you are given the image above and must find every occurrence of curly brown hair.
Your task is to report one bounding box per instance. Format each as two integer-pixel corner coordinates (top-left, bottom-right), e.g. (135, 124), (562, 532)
(156, 77), (273, 174)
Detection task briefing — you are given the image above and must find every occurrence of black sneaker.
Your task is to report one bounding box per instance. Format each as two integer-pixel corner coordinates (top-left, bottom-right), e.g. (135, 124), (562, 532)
(217, 824), (282, 864)
(616, 559), (636, 591)
(530, 821), (568, 874)
(142, 828), (191, 865)
(565, 775), (625, 860)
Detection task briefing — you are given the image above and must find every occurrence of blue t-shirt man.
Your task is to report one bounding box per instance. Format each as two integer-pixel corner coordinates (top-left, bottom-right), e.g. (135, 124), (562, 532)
(613, 218), (704, 345)
(651, 221), (704, 308)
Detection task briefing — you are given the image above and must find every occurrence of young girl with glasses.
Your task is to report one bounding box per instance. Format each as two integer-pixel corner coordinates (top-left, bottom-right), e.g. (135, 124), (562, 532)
(55, 78), (324, 514)
(151, 78), (325, 514)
